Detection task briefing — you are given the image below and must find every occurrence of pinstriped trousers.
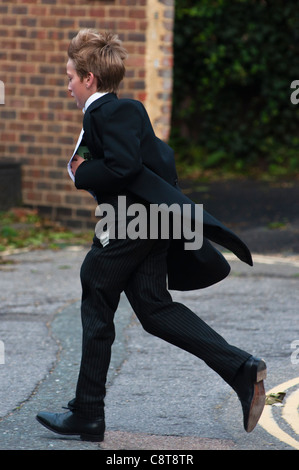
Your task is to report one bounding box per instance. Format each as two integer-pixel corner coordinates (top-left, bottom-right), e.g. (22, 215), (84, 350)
(73, 228), (250, 417)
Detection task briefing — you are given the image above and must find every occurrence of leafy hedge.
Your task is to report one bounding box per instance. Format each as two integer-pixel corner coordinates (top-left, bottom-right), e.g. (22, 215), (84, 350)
(170, 0), (299, 176)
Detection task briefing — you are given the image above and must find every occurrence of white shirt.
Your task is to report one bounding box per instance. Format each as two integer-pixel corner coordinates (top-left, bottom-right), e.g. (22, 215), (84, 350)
(67, 92), (108, 182)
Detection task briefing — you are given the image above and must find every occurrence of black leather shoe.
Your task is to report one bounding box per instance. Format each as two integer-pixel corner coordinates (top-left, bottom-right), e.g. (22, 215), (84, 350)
(232, 356), (267, 433)
(36, 410), (105, 442)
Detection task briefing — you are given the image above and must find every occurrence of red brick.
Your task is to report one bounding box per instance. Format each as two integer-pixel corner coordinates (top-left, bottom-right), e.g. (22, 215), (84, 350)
(0, 17), (17, 26)
(29, 6), (48, 16)
(46, 193), (62, 204)
(0, 0), (174, 227)
(118, 20), (137, 30)
(12, 6), (28, 14)
(89, 8), (106, 17)
(129, 9), (146, 19)
(68, 8), (88, 17)
(26, 191), (43, 202)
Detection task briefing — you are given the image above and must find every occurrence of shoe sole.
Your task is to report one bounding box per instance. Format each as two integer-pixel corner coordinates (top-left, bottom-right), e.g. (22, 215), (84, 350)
(36, 416), (104, 442)
(246, 359), (267, 433)
(80, 433), (104, 442)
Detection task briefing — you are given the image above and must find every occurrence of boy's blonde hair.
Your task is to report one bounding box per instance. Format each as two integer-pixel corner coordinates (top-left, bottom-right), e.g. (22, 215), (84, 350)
(68, 29), (128, 93)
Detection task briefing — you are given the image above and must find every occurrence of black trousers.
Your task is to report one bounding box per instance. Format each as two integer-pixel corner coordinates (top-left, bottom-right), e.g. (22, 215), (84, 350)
(73, 224), (250, 417)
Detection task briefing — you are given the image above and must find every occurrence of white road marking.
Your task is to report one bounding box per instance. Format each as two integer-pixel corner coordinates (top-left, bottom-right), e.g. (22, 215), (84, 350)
(258, 377), (299, 450)
(282, 387), (299, 435)
(225, 252), (299, 267)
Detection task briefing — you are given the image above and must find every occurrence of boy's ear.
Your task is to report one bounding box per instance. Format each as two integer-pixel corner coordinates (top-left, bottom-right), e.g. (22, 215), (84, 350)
(85, 72), (97, 90)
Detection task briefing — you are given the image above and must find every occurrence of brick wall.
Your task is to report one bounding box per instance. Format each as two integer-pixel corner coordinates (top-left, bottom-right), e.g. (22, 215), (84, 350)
(0, 0), (174, 229)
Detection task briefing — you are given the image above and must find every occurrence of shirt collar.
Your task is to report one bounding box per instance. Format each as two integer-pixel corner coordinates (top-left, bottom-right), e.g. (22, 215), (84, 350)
(83, 92), (108, 113)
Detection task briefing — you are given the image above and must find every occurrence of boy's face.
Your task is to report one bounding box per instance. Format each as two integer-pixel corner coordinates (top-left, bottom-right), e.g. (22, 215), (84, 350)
(67, 59), (92, 109)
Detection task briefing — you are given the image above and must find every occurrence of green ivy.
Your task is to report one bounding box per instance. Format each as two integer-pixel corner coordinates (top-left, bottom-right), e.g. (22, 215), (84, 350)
(170, 0), (299, 177)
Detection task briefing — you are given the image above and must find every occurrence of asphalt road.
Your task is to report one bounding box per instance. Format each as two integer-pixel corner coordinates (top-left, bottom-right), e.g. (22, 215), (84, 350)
(0, 179), (298, 453)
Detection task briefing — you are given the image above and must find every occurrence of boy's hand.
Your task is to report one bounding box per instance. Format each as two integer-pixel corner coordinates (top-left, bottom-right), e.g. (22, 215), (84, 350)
(71, 154), (85, 176)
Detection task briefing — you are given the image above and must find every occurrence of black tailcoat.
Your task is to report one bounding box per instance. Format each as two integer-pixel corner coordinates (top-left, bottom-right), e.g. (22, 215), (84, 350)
(75, 93), (252, 291)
